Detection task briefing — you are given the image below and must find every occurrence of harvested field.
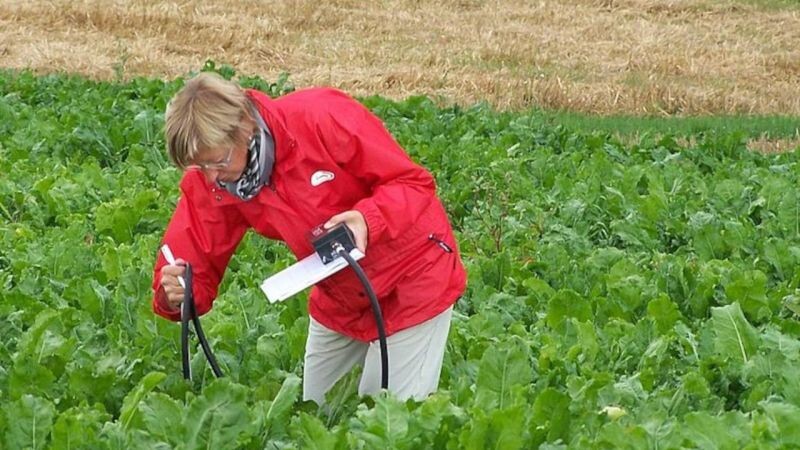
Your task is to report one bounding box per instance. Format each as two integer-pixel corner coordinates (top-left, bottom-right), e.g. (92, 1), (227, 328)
(1, 0), (799, 115)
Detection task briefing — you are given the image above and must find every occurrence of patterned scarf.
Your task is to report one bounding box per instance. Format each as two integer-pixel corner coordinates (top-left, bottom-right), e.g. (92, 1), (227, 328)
(218, 106), (275, 201)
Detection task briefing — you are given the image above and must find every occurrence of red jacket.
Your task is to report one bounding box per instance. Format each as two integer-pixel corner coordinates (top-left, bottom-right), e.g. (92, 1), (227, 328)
(152, 88), (466, 341)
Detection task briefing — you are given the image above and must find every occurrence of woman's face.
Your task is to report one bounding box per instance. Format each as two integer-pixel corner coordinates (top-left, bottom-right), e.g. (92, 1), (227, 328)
(190, 124), (252, 184)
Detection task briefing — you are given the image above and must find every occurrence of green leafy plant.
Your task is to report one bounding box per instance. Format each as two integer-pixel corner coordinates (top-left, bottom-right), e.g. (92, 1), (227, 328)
(0, 67), (798, 448)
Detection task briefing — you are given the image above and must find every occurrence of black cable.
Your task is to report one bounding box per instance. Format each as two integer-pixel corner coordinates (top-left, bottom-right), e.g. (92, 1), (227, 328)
(334, 244), (389, 390)
(181, 278), (192, 380)
(182, 264), (224, 380)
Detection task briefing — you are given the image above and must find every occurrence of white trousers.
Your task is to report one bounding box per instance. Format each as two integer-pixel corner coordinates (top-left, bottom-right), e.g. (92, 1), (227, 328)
(302, 306), (453, 405)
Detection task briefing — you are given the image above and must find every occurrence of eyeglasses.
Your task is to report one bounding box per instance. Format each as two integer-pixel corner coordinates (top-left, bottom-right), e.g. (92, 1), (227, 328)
(187, 128), (259, 171)
(188, 145), (235, 171)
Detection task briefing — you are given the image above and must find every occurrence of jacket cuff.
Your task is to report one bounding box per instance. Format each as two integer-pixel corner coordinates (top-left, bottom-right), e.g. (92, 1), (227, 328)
(354, 198), (387, 246)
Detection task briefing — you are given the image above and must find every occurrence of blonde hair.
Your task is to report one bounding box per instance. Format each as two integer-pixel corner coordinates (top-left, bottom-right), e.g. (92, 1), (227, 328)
(164, 72), (253, 169)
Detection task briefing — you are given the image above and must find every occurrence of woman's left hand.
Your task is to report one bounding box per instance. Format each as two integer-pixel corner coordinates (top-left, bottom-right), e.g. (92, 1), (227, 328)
(324, 210), (368, 253)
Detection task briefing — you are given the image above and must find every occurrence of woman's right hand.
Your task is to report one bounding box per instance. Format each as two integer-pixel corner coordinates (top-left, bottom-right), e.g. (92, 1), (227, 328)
(160, 258), (187, 311)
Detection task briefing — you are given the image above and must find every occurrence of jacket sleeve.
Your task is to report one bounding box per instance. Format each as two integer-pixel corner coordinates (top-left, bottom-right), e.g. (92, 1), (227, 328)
(151, 175), (249, 321)
(319, 92), (437, 245)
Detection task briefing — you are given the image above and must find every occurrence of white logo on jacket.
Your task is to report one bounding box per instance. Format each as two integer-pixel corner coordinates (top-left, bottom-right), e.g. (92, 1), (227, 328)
(310, 170), (335, 187)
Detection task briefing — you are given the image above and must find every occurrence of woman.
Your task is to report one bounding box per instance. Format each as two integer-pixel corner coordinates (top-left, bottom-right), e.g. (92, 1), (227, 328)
(152, 72), (466, 404)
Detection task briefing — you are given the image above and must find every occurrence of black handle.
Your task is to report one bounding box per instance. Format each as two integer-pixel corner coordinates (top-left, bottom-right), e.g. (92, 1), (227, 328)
(181, 264), (223, 381)
(336, 245), (388, 390)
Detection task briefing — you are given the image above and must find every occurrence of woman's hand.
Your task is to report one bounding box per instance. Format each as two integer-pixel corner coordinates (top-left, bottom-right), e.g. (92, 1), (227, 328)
(159, 258), (187, 311)
(324, 210), (368, 252)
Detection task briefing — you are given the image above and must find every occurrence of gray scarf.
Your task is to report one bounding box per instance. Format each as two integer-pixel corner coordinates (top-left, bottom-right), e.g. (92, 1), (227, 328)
(218, 105), (275, 201)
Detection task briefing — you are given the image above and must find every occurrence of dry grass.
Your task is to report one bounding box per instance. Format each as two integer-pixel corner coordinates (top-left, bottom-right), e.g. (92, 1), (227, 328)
(1, 0), (799, 116)
(747, 135), (800, 153)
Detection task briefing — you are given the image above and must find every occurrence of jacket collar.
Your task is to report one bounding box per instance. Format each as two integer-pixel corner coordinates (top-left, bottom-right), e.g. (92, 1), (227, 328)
(245, 89), (300, 170)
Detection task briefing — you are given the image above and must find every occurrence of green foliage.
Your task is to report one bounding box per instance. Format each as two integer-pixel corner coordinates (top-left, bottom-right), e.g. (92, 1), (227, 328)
(0, 67), (798, 448)
(3, 395), (56, 450)
(537, 110), (800, 140)
(709, 303), (761, 367)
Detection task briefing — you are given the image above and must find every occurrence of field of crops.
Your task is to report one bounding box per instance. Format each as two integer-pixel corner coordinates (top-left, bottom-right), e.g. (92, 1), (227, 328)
(1, 67), (799, 449)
